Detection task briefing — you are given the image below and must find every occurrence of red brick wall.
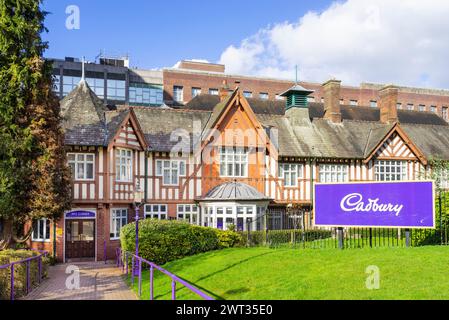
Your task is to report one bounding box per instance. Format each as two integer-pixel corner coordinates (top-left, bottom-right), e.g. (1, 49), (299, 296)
(163, 69), (449, 118)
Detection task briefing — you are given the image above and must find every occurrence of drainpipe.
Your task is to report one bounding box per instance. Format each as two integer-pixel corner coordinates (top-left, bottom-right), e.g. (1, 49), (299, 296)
(144, 150), (149, 203)
(309, 157), (315, 226)
(53, 218), (57, 259)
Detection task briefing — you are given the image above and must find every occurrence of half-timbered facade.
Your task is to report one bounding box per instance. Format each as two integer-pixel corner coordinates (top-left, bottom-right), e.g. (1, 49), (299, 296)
(28, 78), (449, 262)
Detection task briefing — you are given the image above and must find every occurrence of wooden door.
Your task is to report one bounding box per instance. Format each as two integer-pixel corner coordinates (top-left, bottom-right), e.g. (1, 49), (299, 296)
(66, 220), (95, 259)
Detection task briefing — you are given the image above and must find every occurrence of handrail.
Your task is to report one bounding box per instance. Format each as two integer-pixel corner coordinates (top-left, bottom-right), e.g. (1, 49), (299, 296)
(116, 248), (214, 301)
(0, 250), (48, 301)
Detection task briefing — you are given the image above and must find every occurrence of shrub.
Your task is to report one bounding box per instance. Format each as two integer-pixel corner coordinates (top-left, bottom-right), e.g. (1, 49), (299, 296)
(0, 250), (49, 300)
(120, 219), (243, 265)
(241, 229), (333, 247)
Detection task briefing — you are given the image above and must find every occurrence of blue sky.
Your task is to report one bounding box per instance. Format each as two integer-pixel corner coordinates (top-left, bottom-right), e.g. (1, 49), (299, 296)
(42, 0), (332, 69)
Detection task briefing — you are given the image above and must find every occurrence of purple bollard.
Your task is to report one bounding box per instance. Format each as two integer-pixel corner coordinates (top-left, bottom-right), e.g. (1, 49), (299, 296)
(26, 261), (30, 294)
(150, 266), (154, 300)
(172, 280), (176, 300)
(10, 264), (14, 301)
(138, 258), (142, 297)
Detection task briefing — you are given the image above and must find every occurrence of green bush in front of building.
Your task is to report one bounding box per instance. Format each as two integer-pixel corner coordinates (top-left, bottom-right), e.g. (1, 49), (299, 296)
(120, 219), (243, 265)
(0, 250), (49, 300)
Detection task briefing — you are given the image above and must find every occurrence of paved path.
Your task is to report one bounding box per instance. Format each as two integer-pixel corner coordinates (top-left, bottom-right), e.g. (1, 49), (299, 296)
(22, 261), (137, 300)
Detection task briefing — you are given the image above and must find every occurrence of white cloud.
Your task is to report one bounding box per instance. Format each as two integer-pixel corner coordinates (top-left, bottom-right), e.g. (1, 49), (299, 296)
(219, 0), (449, 88)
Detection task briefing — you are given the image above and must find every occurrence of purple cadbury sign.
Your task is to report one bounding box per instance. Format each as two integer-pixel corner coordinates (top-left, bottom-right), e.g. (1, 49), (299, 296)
(314, 181), (435, 228)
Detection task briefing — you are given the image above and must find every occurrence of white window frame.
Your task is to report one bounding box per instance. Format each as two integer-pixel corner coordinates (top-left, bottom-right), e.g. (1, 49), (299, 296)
(115, 149), (133, 182)
(438, 169), (449, 189)
(177, 204), (199, 225)
(219, 147), (248, 178)
(430, 105), (437, 113)
(191, 87), (201, 98)
(144, 204), (168, 220)
(370, 100), (377, 108)
(68, 153), (95, 181)
(350, 100), (358, 106)
(173, 86), (184, 102)
(319, 164), (349, 183)
(442, 107), (448, 120)
(374, 160), (408, 181)
(418, 104), (426, 112)
(259, 92), (269, 100)
(32, 218), (50, 242)
(209, 88), (218, 95)
(110, 208), (128, 240)
(243, 91), (252, 98)
(155, 159), (186, 186)
(279, 163), (303, 187)
(407, 104), (414, 111)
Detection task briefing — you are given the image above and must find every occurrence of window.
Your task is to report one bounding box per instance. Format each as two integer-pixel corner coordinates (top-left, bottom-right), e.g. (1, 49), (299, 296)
(110, 209), (128, 239)
(243, 91), (252, 98)
(63, 76), (81, 96)
(407, 104), (414, 111)
(375, 160), (407, 181)
(319, 164), (349, 182)
(209, 88), (218, 95)
(396, 103), (402, 110)
(156, 160), (186, 185)
(370, 100), (377, 108)
(340, 99), (344, 105)
(307, 96), (315, 103)
(177, 204), (199, 225)
(438, 169), (449, 189)
(279, 163), (303, 187)
(115, 149), (133, 182)
(144, 204), (167, 220)
(53, 74), (61, 95)
(173, 86), (184, 102)
(430, 105), (437, 113)
(192, 87), (201, 98)
(107, 79), (126, 101)
(68, 153), (94, 180)
(350, 100), (358, 106)
(418, 104), (426, 112)
(443, 107), (448, 120)
(86, 77), (105, 98)
(275, 94), (284, 101)
(129, 83), (163, 106)
(32, 219), (50, 242)
(219, 147), (248, 177)
(260, 92), (269, 100)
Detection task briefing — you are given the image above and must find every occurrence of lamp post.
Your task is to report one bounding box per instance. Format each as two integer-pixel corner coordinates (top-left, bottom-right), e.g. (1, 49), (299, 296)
(133, 181), (144, 275)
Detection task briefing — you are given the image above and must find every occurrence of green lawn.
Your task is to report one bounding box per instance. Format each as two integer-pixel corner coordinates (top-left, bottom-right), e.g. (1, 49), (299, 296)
(126, 246), (449, 300)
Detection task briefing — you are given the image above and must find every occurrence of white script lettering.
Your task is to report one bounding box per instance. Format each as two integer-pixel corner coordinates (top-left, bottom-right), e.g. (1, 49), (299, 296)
(340, 193), (404, 216)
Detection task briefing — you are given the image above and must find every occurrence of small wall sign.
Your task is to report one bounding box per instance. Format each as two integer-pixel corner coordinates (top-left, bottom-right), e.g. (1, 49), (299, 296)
(65, 210), (96, 219)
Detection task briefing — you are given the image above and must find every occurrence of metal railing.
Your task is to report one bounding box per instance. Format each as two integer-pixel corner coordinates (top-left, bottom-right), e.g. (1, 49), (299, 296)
(0, 250), (48, 301)
(115, 248), (214, 301)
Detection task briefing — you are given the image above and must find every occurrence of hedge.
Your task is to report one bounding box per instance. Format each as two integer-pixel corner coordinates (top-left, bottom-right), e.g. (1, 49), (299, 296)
(242, 229), (333, 246)
(0, 250), (50, 300)
(120, 219), (243, 265)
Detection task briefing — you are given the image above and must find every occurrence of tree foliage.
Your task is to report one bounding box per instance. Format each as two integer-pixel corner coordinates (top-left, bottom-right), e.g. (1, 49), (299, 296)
(0, 0), (71, 247)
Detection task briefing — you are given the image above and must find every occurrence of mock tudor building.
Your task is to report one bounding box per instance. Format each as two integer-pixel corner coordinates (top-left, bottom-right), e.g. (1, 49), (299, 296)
(28, 78), (449, 262)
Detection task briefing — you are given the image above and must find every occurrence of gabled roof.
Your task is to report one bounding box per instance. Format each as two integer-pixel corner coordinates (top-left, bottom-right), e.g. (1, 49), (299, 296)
(61, 80), (109, 146)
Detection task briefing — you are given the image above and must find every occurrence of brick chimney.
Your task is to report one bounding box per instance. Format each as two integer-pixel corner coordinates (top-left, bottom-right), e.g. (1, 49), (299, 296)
(379, 85), (399, 124)
(323, 79), (342, 123)
(219, 80), (229, 102)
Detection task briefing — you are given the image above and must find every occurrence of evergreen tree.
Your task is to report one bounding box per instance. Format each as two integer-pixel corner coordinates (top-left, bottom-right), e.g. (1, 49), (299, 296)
(0, 0), (71, 248)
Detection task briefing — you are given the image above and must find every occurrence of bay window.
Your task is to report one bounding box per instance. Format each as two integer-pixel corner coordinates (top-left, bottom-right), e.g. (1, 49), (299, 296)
(115, 149), (133, 182)
(156, 160), (186, 185)
(68, 153), (94, 180)
(375, 160), (407, 181)
(219, 147), (248, 177)
(177, 204), (199, 225)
